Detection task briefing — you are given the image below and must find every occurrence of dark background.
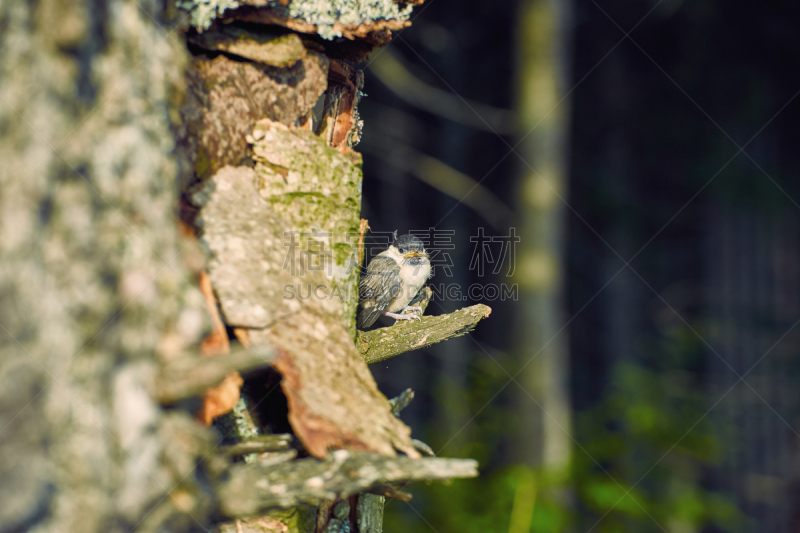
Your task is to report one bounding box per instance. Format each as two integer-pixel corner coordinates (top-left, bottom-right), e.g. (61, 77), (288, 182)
(358, 0), (800, 531)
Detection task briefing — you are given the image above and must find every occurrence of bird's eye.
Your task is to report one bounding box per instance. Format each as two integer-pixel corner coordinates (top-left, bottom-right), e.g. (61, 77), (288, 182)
(399, 247), (406, 254)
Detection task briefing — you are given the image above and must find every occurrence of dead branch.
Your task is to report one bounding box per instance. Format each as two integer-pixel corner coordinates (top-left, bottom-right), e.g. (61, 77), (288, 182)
(357, 304), (492, 364)
(217, 434), (297, 456)
(217, 450), (478, 517)
(388, 388), (415, 416)
(157, 347), (275, 404)
(367, 483), (413, 502)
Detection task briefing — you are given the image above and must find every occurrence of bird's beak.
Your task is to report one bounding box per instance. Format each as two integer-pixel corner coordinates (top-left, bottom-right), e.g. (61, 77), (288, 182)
(404, 250), (424, 259)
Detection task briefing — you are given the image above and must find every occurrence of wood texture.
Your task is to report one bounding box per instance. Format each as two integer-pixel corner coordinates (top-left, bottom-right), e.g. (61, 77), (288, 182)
(199, 150), (417, 461)
(217, 434), (297, 456)
(181, 51), (329, 182)
(198, 165), (338, 329)
(0, 3), (218, 531)
(187, 26), (307, 67)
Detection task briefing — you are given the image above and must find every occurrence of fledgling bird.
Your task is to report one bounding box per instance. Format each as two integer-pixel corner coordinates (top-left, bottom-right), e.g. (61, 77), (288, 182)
(358, 233), (432, 328)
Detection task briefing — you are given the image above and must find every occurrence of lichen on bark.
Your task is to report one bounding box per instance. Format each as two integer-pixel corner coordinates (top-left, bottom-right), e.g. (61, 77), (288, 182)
(187, 26), (308, 68)
(178, 0), (414, 39)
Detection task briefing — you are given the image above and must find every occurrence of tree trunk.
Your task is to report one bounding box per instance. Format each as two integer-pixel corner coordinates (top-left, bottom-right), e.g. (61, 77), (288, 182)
(513, 0), (574, 471)
(0, 1), (209, 532)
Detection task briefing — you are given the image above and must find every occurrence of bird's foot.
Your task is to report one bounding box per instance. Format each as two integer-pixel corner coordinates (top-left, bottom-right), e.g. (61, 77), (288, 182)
(382, 311), (421, 323)
(402, 305), (424, 315)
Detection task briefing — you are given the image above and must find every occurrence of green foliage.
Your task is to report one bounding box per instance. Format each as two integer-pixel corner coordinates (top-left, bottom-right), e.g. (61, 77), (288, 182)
(570, 361), (742, 533)
(384, 333), (742, 533)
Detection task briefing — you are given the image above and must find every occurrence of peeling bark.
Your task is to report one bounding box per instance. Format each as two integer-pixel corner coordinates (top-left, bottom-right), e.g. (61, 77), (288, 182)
(197, 165), (339, 329)
(196, 135), (420, 462)
(317, 60), (364, 151)
(251, 312), (420, 459)
(0, 0), (477, 531)
(187, 25), (307, 67)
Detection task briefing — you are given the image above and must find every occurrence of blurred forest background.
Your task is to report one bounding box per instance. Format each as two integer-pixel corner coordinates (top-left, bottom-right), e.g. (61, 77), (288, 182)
(358, 0), (800, 531)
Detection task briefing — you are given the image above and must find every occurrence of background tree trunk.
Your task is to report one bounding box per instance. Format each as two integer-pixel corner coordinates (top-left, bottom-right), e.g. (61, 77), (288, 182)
(513, 0), (574, 472)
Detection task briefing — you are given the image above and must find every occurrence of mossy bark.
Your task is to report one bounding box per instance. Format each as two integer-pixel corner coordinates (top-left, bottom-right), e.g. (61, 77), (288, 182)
(358, 304), (493, 365)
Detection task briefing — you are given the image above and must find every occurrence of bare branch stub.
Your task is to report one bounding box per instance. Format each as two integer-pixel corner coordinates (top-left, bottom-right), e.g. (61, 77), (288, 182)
(157, 347), (275, 404)
(217, 434), (297, 456)
(388, 388), (414, 416)
(358, 304), (492, 364)
(368, 483), (413, 502)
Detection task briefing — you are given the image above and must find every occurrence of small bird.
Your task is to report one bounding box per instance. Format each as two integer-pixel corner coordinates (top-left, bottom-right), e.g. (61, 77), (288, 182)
(358, 233), (432, 328)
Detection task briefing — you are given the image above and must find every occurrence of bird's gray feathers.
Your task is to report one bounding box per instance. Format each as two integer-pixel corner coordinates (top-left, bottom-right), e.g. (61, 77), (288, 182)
(358, 255), (402, 328)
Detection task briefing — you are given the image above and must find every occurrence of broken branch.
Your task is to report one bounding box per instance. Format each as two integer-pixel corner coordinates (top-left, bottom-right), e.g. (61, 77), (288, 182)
(217, 434), (298, 456)
(157, 347), (275, 404)
(217, 450), (478, 517)
(368, 483), (413, 502)
(388, 388), (414, 416)
(357, 304), (492, 364)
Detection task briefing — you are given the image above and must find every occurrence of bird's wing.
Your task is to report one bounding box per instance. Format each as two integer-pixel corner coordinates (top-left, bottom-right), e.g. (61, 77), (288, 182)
(358, 255), (401, 328)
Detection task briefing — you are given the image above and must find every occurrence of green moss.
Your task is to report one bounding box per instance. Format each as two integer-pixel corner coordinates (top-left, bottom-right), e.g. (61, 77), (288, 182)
(250, 121), (363, 335)
(194, 145), (212, 181)
(219, 505), (317, 533)
(190, 27), (307, 67)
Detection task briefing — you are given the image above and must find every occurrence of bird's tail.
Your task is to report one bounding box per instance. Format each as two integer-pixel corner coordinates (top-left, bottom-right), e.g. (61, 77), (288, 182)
(358, 305), (381, 329)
